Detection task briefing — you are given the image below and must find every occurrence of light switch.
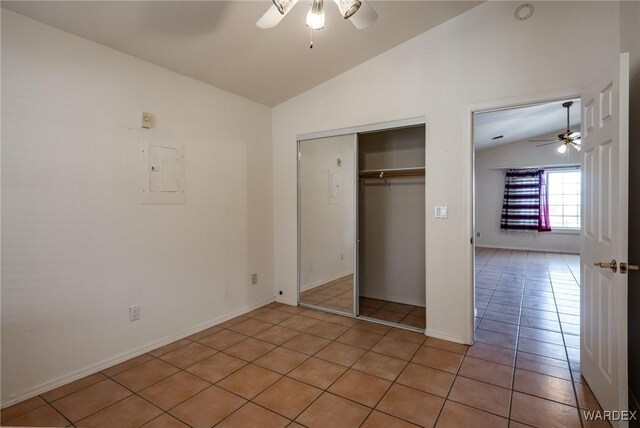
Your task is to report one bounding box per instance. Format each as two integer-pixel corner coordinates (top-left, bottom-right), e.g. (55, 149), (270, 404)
(435, 206), (448, 219)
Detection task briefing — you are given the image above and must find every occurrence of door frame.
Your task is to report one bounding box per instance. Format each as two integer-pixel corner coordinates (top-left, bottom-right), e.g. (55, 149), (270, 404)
(463, 87), (585, 345)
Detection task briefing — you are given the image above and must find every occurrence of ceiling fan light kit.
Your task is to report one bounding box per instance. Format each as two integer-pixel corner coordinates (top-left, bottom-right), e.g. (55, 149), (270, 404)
(258, 0), (377, 46)
(273, 0), (296, 15)
(335, 0), (362, 19)
(531, 100), (582, 153)
(306, 0), (325, 30)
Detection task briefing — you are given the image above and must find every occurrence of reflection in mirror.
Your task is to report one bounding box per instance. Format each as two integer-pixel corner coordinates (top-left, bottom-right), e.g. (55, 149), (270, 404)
(299, 134), (355, 315)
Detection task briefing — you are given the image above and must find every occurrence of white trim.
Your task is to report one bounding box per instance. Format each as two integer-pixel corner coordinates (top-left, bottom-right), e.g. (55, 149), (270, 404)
(275, 296), (298, 306)
(359, 291), (425, 308)
(465, 87), (586, 346)
(300, 272), (353, 292)
(0, 297), (275, 409)
(425, 328), (466, 345)
(476, 243), (580, 255)
(547, 229), (581, 235)
(297, 116), (426, 142)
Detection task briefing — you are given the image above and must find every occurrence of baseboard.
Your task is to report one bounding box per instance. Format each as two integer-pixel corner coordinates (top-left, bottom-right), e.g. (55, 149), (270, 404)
(274, 295), (298, 306)
(0, 296), (275, 409)
(300, 271), (353, 292)
(425, 328), (468, 345)
(360, 291), (425, 308)
(477, 243), (580, 255)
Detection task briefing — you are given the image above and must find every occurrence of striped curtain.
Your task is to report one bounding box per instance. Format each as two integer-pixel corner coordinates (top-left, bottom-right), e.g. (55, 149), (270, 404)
(500, 169), (551, 232)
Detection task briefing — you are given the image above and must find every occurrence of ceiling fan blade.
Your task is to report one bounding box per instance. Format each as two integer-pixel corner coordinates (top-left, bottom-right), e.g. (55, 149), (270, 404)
(257, 1), (299, 29)
(529, 139), (559, 143)
(256, 5), (283, 29)
(569, 131), (581, 139)
(349, 0), (378, 29)
(536, 141), (560, 147)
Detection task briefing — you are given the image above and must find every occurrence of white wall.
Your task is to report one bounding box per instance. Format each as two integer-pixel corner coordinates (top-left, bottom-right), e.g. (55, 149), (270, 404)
(475, 132), (581, 253)
(1, 10), (273, 405)
(359, 127), (426, 307)
(299, 135), (354, 290)
(273, 1), (620, 343)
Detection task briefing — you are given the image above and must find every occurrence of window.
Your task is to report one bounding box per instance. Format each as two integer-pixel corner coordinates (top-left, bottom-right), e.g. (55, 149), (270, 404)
(546, 169), (581, 230)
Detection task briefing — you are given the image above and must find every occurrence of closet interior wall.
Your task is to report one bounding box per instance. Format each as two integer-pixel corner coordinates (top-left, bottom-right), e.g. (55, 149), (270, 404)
(358, 126), (426, 324)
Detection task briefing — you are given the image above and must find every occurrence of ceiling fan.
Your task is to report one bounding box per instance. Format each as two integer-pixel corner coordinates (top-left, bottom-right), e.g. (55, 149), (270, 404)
(257, 0), (378, 33)
(529, 101), (581, 153)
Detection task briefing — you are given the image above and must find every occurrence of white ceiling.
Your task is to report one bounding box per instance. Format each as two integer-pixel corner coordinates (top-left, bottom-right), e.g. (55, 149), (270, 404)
(1, 1), (481, 106)
(474, 99), (582, 151)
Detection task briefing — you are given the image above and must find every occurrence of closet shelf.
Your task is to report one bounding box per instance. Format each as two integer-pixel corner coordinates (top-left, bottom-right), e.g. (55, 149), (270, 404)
(358, 167), (425, 179)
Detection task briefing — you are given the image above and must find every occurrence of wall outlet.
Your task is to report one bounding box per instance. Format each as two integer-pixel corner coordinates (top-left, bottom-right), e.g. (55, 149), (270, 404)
(340, 252), (344, 261)
(251, 273), (258, 285)
(129, 305), (140, 322)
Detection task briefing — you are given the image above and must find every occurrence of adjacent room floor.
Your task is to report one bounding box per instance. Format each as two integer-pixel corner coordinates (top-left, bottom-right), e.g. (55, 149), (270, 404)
(2, 269), (603, 428)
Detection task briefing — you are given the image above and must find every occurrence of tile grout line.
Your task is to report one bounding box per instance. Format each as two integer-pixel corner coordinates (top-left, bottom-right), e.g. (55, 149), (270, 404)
(510, 250), (534, 423)
(545, 251), (586, 428)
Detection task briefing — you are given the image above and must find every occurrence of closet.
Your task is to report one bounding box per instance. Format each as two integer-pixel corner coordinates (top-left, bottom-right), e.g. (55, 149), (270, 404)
(297, 122), (425, 331)
(357, 126), (426, 329)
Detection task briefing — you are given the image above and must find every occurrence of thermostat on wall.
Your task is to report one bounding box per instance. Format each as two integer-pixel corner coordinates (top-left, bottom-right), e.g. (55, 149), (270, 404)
(435, 206), (448, 219)
(141, 112), (152, 129)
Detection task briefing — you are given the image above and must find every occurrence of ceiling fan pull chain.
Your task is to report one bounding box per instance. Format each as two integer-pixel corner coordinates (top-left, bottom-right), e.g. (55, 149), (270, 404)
(309, 28), (314, 49)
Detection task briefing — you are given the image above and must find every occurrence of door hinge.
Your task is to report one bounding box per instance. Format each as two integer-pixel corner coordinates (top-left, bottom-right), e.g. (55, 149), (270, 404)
(470, 237), (474, 245)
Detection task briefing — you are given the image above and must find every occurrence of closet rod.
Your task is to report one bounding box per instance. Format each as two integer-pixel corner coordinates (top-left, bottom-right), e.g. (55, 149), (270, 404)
(358, 167), (425, 179)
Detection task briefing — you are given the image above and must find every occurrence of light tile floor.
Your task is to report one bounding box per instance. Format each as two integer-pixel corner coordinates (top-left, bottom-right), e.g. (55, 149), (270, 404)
(2, 248), (606, 427)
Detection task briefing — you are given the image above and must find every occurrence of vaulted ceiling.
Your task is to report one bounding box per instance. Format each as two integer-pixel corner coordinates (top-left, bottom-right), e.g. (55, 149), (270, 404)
(1, 1), (481, 106)
(474, 99), (582, 151)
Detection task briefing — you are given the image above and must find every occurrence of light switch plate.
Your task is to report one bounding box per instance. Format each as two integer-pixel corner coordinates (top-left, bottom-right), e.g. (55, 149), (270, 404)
(435, 206), (448, 219)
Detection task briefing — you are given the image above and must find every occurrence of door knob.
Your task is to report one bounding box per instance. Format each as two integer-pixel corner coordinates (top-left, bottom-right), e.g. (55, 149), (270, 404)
(594, 259), (617, 273)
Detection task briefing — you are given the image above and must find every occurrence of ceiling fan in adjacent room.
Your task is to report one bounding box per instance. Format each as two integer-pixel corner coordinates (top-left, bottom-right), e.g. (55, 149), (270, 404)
(257, 0), (378, 39)
(529, 101), (581, 153)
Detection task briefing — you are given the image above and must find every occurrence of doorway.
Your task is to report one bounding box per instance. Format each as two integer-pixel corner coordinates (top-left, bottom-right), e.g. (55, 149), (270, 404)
(472, 96), (588, 409)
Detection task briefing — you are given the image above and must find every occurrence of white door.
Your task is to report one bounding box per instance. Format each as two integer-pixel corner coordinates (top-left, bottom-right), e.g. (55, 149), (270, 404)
(581, 52), (630, 421)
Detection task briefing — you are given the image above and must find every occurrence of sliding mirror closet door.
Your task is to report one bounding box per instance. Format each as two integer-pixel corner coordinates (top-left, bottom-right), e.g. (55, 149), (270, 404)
(298, 134), (356, 315)
(357, 125), (426, 330)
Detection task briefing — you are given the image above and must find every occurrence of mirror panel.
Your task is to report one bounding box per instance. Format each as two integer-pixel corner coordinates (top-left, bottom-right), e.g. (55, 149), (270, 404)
(298, 134), (355, 315)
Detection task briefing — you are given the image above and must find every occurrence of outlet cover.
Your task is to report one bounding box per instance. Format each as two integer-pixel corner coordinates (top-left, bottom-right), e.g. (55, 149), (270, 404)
(251, 274), (258, 285)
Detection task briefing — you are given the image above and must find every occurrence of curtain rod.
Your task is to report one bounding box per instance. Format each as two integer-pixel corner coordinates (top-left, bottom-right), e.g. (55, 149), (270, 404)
(490, 164), (580, 171)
